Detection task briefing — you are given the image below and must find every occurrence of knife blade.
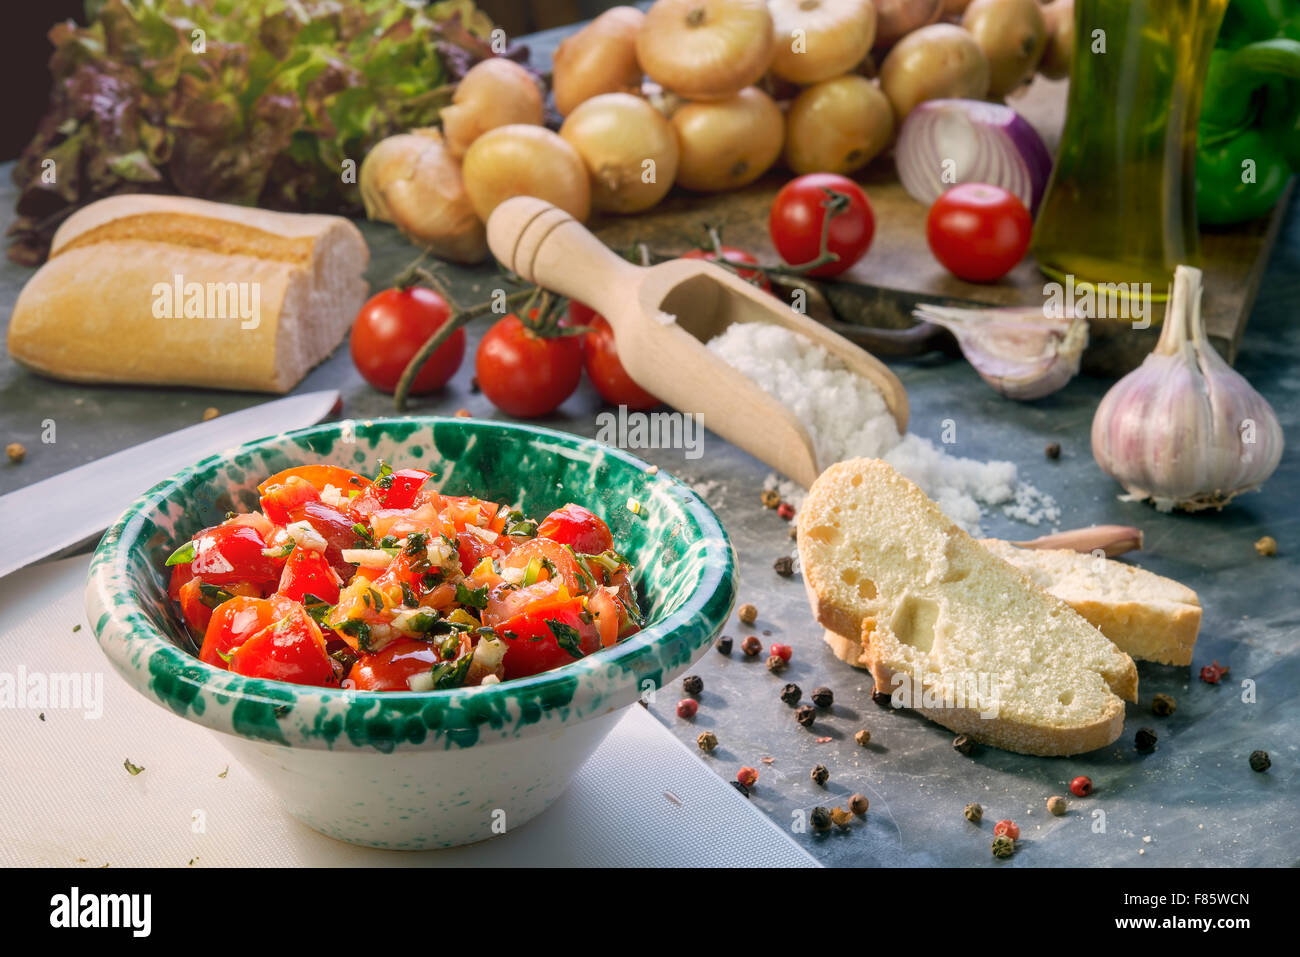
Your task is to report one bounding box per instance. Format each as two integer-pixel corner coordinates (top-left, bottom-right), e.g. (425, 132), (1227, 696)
(0, 390), (340, 579)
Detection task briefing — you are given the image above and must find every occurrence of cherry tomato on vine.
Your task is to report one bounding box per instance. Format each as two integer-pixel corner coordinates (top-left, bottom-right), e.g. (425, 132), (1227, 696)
(570, 302), (659, 410)
(769, 173), (875, 278)
(476, 313), (583, 418)
(925, 183), (1032, 283)
(681, 247), (772, 291)
(350, 286), (465, 394)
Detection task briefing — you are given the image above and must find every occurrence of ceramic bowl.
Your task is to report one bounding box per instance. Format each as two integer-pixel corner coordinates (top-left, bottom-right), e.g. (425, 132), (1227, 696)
(86, 416), (735, 849)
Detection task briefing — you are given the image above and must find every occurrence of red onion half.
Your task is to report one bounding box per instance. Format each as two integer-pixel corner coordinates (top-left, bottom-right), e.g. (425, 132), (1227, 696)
(896, 99), (1053, 214)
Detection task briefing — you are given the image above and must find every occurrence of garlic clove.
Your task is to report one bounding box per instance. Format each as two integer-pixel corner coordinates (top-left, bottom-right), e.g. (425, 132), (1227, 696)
(1090, 265), (1284, 512)
(913, 303), (1088, 399)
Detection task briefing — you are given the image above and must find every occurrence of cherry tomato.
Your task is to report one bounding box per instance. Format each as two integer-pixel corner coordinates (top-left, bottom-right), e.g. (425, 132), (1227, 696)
(190, 524), (279, 587)
(538, 503), (613, 554)
(228, 605), (334, 686)
(257, 465), (370, 498)
(259, 476), (320, 526)
(378, 468), (432, 510)
(769, 173), (874, 277)
(681, 247), (772, 291)
(350, 287), (465, 394)
(199, 595), (289, 667)
(297, 500), (366, 572)
(476, 314), (583, 418)
(496, 601), (603, 680)
(347, 636), (471, 692)
(925, 183), (1032, 283)
(277, 548), (340, 604)
(570, 303), (659, 410)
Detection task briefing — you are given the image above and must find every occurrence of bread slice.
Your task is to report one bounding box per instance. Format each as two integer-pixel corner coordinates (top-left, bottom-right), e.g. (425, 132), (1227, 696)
(979, 540), (1200, 666)
(8, 195), (368, 393)
(823, 541), (1201, 668)
(798, 458), (1138, 756)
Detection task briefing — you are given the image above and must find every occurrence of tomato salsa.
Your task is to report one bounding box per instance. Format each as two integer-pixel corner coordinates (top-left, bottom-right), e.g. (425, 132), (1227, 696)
(163, 461), (641, 691)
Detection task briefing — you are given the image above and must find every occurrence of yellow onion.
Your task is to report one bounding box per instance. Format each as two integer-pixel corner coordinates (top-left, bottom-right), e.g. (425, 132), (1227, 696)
(879, 23), (989, 119)
(873, 0), (943, 48)
(441, 58), (544, 158)
(961, 0), (1047, 98)
(560, 93), (680, 214)
(552, 6), (646, 116)
(1039, 0), (1074, 80)
(359, 129), (486, 263)
(672, 86), (783, 191)
(784, 75), (893, 176)
(636, 0), (775, 101)
(462, 125), (591, 223)
(768, 0), (877, 85)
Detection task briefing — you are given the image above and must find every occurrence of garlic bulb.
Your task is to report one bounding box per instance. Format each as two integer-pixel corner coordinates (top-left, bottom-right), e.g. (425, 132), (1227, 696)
(913, 303), (1087, 400)
(1091, 265), (1284, 512)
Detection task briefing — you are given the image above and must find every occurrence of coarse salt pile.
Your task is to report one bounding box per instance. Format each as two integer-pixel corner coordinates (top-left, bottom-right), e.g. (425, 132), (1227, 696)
(707, 322), (1059, 536)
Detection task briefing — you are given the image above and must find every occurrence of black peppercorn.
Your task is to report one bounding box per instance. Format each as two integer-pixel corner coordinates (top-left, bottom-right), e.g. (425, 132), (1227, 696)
(1045, 441), (1061, 460)
(731, 780), (751, 797)
(682, 674), (703, 696)
(871, 687), (893, 708)
(811, 686), (834, 708)
(849, 793), (869, 816)
(773, 555), (795, 577)
(741, 635), (763, 657)
(715, 635), (733, 655)
(953, 734), (976, 756)
(1135, 727), (1158, 753)
(811, 764), (829, 786)
(766, 654), (787, 674)
(780, 683), (802, 706)
(795, 704), (816, 728)
(810, 806), (832, 832)
(1249, 750), (1271, 773)
(1152, 692), (1176, 717)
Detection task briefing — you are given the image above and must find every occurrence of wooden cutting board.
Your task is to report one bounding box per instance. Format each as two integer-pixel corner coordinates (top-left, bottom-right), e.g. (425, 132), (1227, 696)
(588, 76), (1288, 377)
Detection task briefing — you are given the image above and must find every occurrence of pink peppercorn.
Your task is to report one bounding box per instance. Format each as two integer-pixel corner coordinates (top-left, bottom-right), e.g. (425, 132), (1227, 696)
(737, 766), (759, 788)
(994, 819), (1020, 840)
(1070, 775), (1093, 797)
(676, 698), (698, 719)
(777, 502), (795, 521)
(770, 643), (793, 662)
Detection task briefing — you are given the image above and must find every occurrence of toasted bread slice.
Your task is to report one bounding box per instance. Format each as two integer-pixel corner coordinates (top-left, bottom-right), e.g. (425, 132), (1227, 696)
(798, 458), (1138, 756)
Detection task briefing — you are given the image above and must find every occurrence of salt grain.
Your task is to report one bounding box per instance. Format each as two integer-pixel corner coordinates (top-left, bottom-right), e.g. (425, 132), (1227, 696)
(707, 323), (1058, 535)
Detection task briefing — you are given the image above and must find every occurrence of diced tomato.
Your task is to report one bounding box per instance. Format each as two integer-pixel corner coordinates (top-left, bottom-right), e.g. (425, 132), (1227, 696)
(496, 600), (603, 680)
(260, 475), (321, 525)
(498, 538), (591, 594)
(190, 524), (280, 587)
(298, 500), (366, 575)
(168, 562), (194, 602)
(586, 586), (622, 648)
(368, 503), (438, 540)
(199, 595), (292, 667)
(379, 469), (432, 510)
(484, 578), (567, 626)
(181, 579), (261, 640)
(257, 465), (370, 497)
(228, 605), (334, 686)
(277, 547), (340, 604)
(456, 532), (490, 576)
(538, 504), (613, 555)
(346, 635), (471, 691)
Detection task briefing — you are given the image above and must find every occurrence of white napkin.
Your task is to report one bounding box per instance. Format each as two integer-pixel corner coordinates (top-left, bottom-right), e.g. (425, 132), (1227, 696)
(0, 556), (815, 868)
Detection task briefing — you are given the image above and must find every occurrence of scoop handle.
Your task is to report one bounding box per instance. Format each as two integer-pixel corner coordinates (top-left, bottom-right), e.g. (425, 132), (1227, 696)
(485, 197), (641, 317)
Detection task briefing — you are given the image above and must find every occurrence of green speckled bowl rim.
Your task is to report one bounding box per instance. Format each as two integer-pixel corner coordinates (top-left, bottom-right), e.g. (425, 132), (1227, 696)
(86, 417), (736, 752)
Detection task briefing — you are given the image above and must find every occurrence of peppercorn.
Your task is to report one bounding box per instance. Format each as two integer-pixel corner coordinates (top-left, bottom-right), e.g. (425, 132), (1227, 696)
(1255, 535), (1278, 557)
(811, 686), (834, 709)
(1047, 795), (1068, 816)
(1045, 441), (1061, 460)
(469, 376), (481, 393)
(1069, 775), (1093, 797)
(682, 674), (703, 696)
(676, 698), (698, 719)
(777, 502), (795, 521)
(795, 704), (816, 728)
(952, 734), (976, 756)
(5, 442), (25, 464)
(741, 635), (762, 657)
(731, 780), (750, 798)
(830, 806), (853, 828)
(991, 835), (1016, 859)
(696, 730), (718, 753)
(994, 819), (1020, 840)
(780, 683), (802, 706)
(715, 635), (733, 655)
(766, 654), (787, 674)
(964, 802), (983, 824)
(760, 488), (780, 508)
(811, 764), (829, 786)
(738, 603), (758, 625)
(1152, 692), (1176, 717)
(871, 688), (893, 708)
(202, 407), (220, 421)
(854, 729), (871, 747)
(454, 408), (472, 418)
(773, 555), (795, 577)
(1200, 659), (1229, 684)
(789, 525), (798, 540)
(1249, 750), (1271, 773)
(1135, 727), (1158, 753)
(810, 806), (832, 833)
(737, 766), (759, 788)
(849, 793), (869, 816)
(770, 642), (793, 662)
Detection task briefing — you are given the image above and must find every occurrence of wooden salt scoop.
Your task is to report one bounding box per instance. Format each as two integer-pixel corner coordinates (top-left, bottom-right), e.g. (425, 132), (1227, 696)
(486, 197), (909, 488)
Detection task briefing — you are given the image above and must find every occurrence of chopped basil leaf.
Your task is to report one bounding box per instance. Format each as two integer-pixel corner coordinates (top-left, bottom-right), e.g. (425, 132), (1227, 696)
(421, 569), (445, 589)
(546, 619), (584, 659)
(351, 522), (374, 543)
(197, 582), (234, 608)
(438, 634), (460, 659)
(337, 619), (373, 652)
(429, 651), (473, 690)
(455, 582), (489, 610)
(506, 517), (538, 538)
(165, 540), (197, 566)
(405, 611), (442, 633)
(379, 534), (399, 549)
(301, 593), (333, 625)
(400, 582), (419, 608)
(404, 532), (428, 556)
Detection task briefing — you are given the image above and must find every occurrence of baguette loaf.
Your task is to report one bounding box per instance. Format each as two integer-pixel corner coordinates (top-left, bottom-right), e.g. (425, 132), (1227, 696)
(7, 195), (369, 393)
(798, 458), (1138, 756)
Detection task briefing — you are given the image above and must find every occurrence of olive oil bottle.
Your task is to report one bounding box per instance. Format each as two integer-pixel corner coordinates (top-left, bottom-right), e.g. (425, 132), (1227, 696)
(1031, 0), (1227, 300)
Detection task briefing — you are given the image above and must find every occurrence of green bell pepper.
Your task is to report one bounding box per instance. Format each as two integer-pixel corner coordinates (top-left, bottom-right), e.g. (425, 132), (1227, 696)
(1196, 0), (1300, 225)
